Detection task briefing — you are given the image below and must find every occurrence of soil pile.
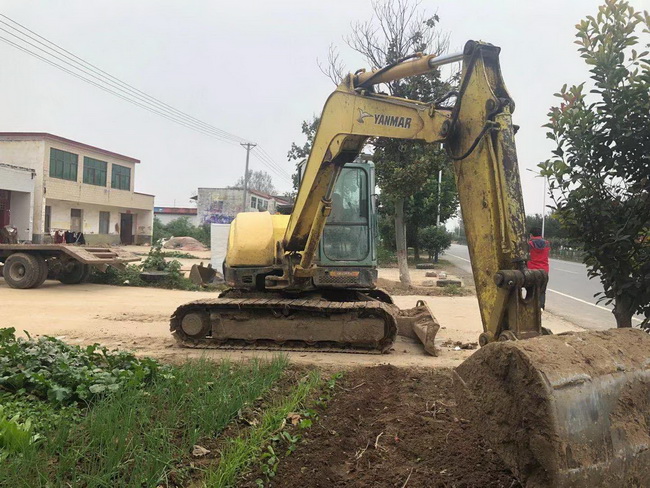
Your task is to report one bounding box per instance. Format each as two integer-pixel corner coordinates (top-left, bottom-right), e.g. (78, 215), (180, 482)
(253, 365), (518, 487)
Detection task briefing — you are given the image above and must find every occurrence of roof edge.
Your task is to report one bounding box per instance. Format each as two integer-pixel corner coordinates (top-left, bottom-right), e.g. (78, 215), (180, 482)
(0, 132), (140, 164)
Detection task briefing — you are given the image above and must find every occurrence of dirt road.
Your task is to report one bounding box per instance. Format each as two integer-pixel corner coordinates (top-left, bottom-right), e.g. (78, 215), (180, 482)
(0, 280), (582, 369)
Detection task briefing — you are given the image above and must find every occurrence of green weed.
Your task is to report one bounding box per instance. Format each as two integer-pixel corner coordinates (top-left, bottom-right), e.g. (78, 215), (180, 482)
(205, 370), (321, 488)
(0, 350), (288, 488)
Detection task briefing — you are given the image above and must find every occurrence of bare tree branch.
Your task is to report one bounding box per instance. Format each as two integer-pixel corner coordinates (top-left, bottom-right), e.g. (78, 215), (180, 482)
(317, 44), (346, 85)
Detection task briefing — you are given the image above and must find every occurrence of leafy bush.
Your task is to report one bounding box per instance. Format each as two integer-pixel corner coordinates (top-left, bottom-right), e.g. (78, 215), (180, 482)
(141, 242), (170, 271)
(88, 244), (203, 291)
(1, 354), (288, 487)
(0, 328), (169, 406)
(419, 226), (452, 260)
(377, 244), (397, 266)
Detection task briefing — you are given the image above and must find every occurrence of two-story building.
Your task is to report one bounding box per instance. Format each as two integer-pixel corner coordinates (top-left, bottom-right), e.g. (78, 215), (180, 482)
(0, 133), (154, 245)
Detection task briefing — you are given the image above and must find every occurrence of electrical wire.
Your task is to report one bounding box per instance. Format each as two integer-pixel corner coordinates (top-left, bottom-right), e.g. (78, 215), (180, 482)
(0, 15), (247, 145)
(0, 14), (292, 182)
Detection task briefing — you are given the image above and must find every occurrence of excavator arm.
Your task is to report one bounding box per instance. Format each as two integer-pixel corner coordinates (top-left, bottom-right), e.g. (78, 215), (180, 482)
(277, 40), (545, 344)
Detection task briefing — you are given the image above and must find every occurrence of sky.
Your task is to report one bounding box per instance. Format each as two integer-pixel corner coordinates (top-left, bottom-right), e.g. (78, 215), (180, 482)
(1, 0), (646, 214)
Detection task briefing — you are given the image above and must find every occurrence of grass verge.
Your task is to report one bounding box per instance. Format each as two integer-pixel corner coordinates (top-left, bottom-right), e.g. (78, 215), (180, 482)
(0, 334), (288, 488)
(204, 370), (322, 488)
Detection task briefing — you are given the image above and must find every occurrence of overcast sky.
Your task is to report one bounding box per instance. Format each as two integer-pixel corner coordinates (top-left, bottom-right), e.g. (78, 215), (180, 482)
(1, 0), (645, 215)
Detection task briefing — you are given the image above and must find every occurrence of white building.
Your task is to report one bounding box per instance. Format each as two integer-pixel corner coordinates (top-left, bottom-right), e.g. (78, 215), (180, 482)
(154, 206), (199, 226)
(195, 187), (290, 225)
(0, 133), (154, 245)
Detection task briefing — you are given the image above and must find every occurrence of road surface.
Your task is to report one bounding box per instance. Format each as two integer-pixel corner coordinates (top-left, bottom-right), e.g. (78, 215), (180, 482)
(444, 243), (644, 331)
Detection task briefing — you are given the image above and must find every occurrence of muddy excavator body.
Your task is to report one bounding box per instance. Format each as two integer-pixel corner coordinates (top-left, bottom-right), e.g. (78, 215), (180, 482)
(171, 40), (650, 484)
(173, 159), (440, 354)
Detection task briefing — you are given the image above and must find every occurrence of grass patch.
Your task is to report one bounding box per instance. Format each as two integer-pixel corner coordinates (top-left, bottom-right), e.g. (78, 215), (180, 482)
(161, 250), (202, 259)
(205, 370), (322, 488)
(0, 330), (288, 487)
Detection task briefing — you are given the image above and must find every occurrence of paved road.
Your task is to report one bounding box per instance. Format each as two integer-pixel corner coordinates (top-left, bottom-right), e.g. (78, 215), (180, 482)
(444, 243), (644, 331)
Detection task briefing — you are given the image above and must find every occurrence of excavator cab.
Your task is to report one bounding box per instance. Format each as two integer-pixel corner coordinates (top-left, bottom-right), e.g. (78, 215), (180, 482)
(314, 160), (378, 290)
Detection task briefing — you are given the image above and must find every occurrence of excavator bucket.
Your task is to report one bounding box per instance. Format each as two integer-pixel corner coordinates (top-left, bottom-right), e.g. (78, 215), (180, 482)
(189, 263), (218, 287)
(453, 328), (650, 487)
(395, 300), (440, 356)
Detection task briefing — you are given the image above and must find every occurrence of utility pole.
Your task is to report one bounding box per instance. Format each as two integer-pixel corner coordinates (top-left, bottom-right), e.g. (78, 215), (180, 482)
(526, 168), (547, 238)
(436, 168), (442, 227)
(434, 168), (442, 263)
(240, 142), (257, 212)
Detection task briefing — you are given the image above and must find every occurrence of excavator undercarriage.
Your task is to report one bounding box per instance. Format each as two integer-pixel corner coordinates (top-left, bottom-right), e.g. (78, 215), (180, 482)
(171, 289), (438, 355)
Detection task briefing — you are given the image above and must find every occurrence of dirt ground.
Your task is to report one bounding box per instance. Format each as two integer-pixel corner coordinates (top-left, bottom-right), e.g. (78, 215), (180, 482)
(242, 365), (519, 488)
(0, 278), (582, 369)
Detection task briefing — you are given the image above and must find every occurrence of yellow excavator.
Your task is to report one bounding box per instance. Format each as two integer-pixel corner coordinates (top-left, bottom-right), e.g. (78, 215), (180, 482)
(171, 41), (650, 486)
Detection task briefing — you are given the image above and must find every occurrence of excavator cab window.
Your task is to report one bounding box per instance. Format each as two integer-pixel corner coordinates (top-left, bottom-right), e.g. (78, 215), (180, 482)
(322, 168), (370, 261)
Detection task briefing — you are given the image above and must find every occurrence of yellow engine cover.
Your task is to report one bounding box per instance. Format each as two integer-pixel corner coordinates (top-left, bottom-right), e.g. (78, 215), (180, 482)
(226, 212), (290, 267)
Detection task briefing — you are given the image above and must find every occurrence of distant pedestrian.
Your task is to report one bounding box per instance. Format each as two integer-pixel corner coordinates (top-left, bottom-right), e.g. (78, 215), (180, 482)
(528, 227), (550, 309)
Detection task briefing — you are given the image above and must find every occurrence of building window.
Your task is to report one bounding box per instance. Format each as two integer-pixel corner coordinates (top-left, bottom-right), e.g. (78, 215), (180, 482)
(83, 157), (107, 186)
(111, 164), (131, 190)
(250, 196), (257, 209)
(44, 206), (51, 233)
(50, 148), (78, 181)
(99, 211), (110, 234)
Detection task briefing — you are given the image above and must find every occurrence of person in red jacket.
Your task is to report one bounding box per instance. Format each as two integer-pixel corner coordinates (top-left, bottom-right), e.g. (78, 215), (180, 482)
(528, 227), (550, 309)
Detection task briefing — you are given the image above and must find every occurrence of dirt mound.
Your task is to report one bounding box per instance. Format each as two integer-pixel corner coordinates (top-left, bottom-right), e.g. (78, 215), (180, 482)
(250, 365), (517, 487)
(163, 237), (207, 251)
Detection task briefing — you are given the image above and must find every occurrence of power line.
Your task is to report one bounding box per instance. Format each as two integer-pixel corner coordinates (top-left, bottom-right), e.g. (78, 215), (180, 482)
(0, 14), (247, 146)
(251, 147), (292, 180)
(0, 14), (292, 182)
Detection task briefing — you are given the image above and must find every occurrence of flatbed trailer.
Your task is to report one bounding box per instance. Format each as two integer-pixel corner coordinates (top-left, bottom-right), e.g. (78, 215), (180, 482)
(0, 244), (140, 289)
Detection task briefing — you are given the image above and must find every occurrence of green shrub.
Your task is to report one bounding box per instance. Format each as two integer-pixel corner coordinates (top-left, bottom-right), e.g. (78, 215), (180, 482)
(88, 244), (203, 291)
(419, 226), (453, 260)
(0, 327), (170, 407)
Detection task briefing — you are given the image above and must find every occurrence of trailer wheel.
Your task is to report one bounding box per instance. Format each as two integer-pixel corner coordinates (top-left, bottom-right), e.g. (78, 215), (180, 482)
(3, 253), (42, 289)
(30, 255), (49, 289)
(58, 261), (90, 285)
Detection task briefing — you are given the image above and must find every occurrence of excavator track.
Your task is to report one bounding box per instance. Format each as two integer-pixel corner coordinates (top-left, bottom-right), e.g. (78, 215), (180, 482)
(170, 297), (399, 354)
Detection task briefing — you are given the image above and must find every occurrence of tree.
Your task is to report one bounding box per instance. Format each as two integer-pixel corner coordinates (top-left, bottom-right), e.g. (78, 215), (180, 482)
(233, 170), (276, 195)
(341, 0), (453, 285)
(287, 117), (320, 194)
(419, 225), (452, 261)
(539, 0), (650, 328)
(524, 212), (570, 240)
(405, 163), (458, 260)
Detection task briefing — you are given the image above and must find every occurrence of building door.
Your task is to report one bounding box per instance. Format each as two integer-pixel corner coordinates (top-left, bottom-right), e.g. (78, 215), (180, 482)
(120, 213), (133, 245)
(0, 190), (10, 227)
(70, 208), (83, 232)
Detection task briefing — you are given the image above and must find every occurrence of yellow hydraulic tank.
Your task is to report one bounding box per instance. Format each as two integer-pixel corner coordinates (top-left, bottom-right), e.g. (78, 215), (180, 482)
(225, 212), (290, 267)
